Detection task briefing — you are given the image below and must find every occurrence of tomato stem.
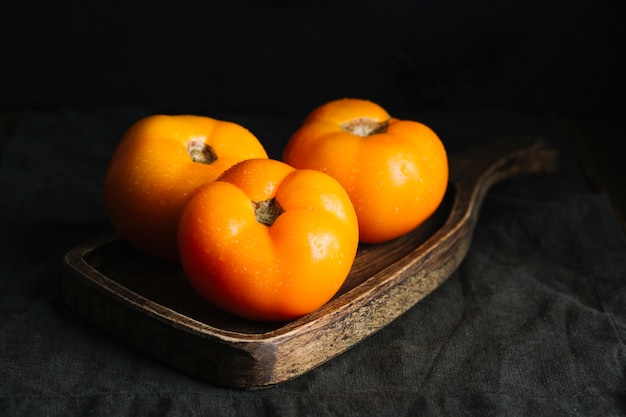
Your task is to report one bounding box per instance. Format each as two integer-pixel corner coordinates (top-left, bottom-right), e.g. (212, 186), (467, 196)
(341, 117), (389, 137)
(254, 198), (283, 226)
(187, 138), (217, 164)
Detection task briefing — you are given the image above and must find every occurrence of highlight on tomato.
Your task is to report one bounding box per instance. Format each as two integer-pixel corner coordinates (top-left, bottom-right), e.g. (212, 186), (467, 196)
(283, 98), (449, 244)
(177, 158), (360, 322)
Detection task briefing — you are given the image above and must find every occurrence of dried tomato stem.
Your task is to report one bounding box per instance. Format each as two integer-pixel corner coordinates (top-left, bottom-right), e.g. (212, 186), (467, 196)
(187, 138), (217, 164)
(341, 117), (389, 137)
(254, 198), (283, 226)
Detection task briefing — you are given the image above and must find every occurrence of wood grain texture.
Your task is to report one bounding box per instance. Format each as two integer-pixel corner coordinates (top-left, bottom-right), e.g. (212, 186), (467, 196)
(61, 136), (558, 389)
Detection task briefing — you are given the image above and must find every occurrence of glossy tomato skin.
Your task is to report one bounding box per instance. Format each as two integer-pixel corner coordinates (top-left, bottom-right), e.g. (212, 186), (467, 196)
(283, 98), (448, 244)
(104, 115), (268, 262)
(177, 158), (359, 322)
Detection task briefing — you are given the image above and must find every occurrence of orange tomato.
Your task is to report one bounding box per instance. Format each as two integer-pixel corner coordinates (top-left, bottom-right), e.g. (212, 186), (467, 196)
(177, 158), (359, 322)
(104, 114), (268, 262)
(283, 98), (448, 244)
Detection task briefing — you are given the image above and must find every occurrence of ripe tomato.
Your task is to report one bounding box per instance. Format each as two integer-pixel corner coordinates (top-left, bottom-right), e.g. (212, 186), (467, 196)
(177, 158), (359, 322)
(104, 114), (268, 262)
(283, 98), (448, 244)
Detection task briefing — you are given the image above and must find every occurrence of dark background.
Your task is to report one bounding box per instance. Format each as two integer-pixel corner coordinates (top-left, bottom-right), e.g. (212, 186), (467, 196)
(1, 0), (624, 119)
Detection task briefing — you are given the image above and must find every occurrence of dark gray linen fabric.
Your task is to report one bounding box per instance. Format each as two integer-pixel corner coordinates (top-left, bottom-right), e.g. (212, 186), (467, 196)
(1, 108), (625, 416)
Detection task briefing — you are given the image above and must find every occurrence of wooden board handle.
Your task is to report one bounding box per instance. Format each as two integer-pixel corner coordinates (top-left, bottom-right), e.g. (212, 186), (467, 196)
(446, 136), (559, 244)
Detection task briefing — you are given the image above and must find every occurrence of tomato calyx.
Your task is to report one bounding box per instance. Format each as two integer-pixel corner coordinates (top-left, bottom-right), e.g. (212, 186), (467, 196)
(187, 137), (217, 164)
(341, 117), (389, 137)
(254, 198), (283, 226)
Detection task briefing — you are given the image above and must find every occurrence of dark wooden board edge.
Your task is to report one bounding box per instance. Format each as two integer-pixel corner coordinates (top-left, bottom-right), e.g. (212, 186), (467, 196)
(60, 217), (472, 389)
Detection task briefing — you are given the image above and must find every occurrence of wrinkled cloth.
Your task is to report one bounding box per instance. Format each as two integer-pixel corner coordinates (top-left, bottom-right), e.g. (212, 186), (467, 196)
(1, 108), (625, 417)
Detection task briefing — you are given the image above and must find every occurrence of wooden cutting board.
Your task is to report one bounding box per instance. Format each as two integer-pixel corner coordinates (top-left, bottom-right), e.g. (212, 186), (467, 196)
(61, 137), (558, 389)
